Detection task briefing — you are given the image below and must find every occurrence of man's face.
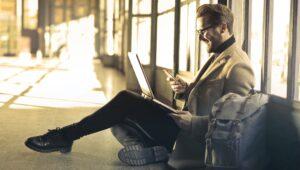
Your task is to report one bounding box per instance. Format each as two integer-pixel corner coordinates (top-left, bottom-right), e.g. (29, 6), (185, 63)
(196, 16), (222, 53)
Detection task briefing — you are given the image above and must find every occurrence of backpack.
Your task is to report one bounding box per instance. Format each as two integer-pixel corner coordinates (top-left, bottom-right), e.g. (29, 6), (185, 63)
(205, 92), (269, 170)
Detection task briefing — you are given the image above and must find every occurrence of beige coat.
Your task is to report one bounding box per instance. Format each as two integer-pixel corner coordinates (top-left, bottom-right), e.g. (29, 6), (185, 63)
(169, 42), (255, 168)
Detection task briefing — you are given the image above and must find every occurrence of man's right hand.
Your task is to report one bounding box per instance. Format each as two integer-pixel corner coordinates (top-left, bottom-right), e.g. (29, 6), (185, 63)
(166, 76), (188, 94)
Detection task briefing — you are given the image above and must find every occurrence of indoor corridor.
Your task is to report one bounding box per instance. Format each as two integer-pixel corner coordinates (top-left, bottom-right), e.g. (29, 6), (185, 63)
(1, 0), (300, 169)
(0, 56), (165, 169)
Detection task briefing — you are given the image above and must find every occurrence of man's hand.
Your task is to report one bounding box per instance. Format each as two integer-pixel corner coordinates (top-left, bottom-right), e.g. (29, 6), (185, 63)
(169, 111), (192, 131)
(166, 76), (188, 94)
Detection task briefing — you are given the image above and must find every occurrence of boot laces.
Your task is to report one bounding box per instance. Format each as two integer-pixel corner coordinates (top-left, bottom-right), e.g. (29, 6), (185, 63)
(41, 127), (62, 141)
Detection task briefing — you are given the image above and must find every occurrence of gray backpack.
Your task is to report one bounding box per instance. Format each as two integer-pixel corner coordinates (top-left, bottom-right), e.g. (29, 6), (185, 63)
(205, 92), (269, 170)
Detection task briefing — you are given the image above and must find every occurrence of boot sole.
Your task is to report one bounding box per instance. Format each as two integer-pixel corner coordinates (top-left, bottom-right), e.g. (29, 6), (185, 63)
(118, 145), (168, 166)
(25, 140), (72, 153)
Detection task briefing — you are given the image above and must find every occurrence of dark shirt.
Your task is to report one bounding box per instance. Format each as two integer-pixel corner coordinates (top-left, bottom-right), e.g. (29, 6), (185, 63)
(198, 35), (236, 83)
(213, 35), (236, 54)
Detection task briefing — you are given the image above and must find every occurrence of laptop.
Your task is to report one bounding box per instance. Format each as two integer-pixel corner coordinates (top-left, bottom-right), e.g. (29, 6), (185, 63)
(128, 52), (177, 113)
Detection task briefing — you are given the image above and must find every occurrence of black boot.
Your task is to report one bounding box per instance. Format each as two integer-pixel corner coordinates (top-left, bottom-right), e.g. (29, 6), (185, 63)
(118, 145), (169, 166)
(25, 128), (73, 153)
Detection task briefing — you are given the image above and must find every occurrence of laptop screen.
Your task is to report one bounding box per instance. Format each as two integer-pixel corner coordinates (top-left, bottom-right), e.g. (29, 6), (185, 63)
(128, 52), (154, 98)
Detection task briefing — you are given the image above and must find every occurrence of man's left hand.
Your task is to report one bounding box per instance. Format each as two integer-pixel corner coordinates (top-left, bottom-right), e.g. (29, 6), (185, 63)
(169, 111), (192, 131)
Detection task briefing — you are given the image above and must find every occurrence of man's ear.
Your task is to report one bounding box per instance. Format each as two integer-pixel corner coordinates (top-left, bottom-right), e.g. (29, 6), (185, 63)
(220, 23), (227, 34)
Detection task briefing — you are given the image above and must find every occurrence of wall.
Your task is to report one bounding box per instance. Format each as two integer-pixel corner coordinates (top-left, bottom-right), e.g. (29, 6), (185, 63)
(267, 98), (300, 169)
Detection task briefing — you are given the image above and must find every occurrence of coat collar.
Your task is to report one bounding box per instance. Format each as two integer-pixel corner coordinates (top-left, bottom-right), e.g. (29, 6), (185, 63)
(196, 42), (237, 86)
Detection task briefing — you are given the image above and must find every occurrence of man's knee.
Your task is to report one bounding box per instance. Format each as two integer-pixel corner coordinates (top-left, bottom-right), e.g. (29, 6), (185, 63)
(115, 90), (140, 101)
(111, 124), (141, 147)
(116, 90), (132, 98)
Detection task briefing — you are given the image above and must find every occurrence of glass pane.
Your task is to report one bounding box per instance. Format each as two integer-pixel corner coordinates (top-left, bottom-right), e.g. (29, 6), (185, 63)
(77, 0), (88, 6)
(54, 0), (64, 6)
(66, 0), (72, 7)
(199, 42), (210, 69)
(179, 5), (188, 71)
(106, 0), (114, 55)
(199, 0), (210, 4)
(250, 0), (264, 90)
(156, 12), (174, 69)
(270, 0), (291, 98)
(188, 1), (197, 73)
(125, 0), (129, 11)
(158, 0), (175, 13)
(179, 2), (197, 73)
(23, 0), (38, 30)
(131, 17), (151, 64)
(66, 8), (72, 21)
(0, 0), (18, 55)
(114, 0), (120, 19)
(54, 8), (64, 24)
(133, 0), (151, 14)
(211, 0), (218, 4)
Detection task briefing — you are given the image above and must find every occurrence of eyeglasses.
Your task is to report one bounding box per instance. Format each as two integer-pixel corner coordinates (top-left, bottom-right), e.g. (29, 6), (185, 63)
(196, 24), (215, 36)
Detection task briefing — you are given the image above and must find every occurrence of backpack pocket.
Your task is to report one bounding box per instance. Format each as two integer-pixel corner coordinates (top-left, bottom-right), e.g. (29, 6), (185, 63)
(205, 120), (240, 168)
(205, 137), (240, 168)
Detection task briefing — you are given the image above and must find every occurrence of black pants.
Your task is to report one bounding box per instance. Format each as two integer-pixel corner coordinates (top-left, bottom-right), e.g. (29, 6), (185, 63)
(62, 90), (180, 151)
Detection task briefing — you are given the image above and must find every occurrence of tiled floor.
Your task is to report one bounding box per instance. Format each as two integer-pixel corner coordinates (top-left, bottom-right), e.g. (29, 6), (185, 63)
(0, 56), (171, 170)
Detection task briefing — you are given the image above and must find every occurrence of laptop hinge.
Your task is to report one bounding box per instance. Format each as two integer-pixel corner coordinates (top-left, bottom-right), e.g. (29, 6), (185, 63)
(141, 93), (153, 100)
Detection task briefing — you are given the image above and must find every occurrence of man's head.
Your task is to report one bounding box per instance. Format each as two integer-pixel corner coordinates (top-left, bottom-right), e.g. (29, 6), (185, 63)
(196, 4), (234, 53)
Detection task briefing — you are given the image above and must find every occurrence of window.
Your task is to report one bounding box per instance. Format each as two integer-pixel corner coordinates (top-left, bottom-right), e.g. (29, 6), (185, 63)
(179, 4), (188, 71)
(270, 0), (291, 98)
(99, 0), (107, 56)
(198, 0), (217, 5)
(0, 0), (18, 55)
(199, 0), (210, 4)
(114, 0), (122, 56)
(23, 0), (38, 30)
(156, 12), (175, 69)
(250, 0), (264, 90)
(54, 8), (64, 24)
(131, 0), (151, 64)
(106, 0), (114, 55)
(75, 0), (89, 18)
(131, 17), (151, 64)
(199, 0), (217, 69)
(179, 1), (197, 73)
(65, 0), (72, 22)
(158, 1), (175, 13)
(156, 1), (175, 69)
(133, 0), (151, 14)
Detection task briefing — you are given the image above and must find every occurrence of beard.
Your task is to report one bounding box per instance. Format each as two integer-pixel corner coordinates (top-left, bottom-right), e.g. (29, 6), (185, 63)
(206, 41), (213, 53)
(206, 37), (222, 53)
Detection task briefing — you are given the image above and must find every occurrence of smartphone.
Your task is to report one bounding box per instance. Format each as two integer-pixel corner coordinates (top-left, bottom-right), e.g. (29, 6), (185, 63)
(163, 69), (175, 80)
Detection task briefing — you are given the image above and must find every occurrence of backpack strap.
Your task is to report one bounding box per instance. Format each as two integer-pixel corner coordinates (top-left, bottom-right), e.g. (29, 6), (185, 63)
(237, 95), (252, 115)
(214, 94), (235, 117)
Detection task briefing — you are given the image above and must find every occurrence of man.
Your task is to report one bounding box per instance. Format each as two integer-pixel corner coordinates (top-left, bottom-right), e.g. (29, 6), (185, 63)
(168, 4), (254, 168)
(25, 4), (254, 168)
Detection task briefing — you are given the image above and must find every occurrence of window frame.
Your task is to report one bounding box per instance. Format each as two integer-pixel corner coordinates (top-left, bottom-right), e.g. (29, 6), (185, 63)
(287, 0), (299, 101)
(178, 0), (198, 74)
(155, 0), (176, 69)
(243, 0), (300, 103)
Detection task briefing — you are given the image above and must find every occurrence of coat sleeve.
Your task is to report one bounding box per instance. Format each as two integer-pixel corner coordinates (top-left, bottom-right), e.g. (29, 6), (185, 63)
(188, 62), (254, 141)
(224, 62), (255, 96)
(189, 115), (209, 141)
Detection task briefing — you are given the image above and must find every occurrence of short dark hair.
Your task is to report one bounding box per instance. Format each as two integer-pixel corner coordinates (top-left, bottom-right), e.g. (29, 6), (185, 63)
(197, 4), (234, 34)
